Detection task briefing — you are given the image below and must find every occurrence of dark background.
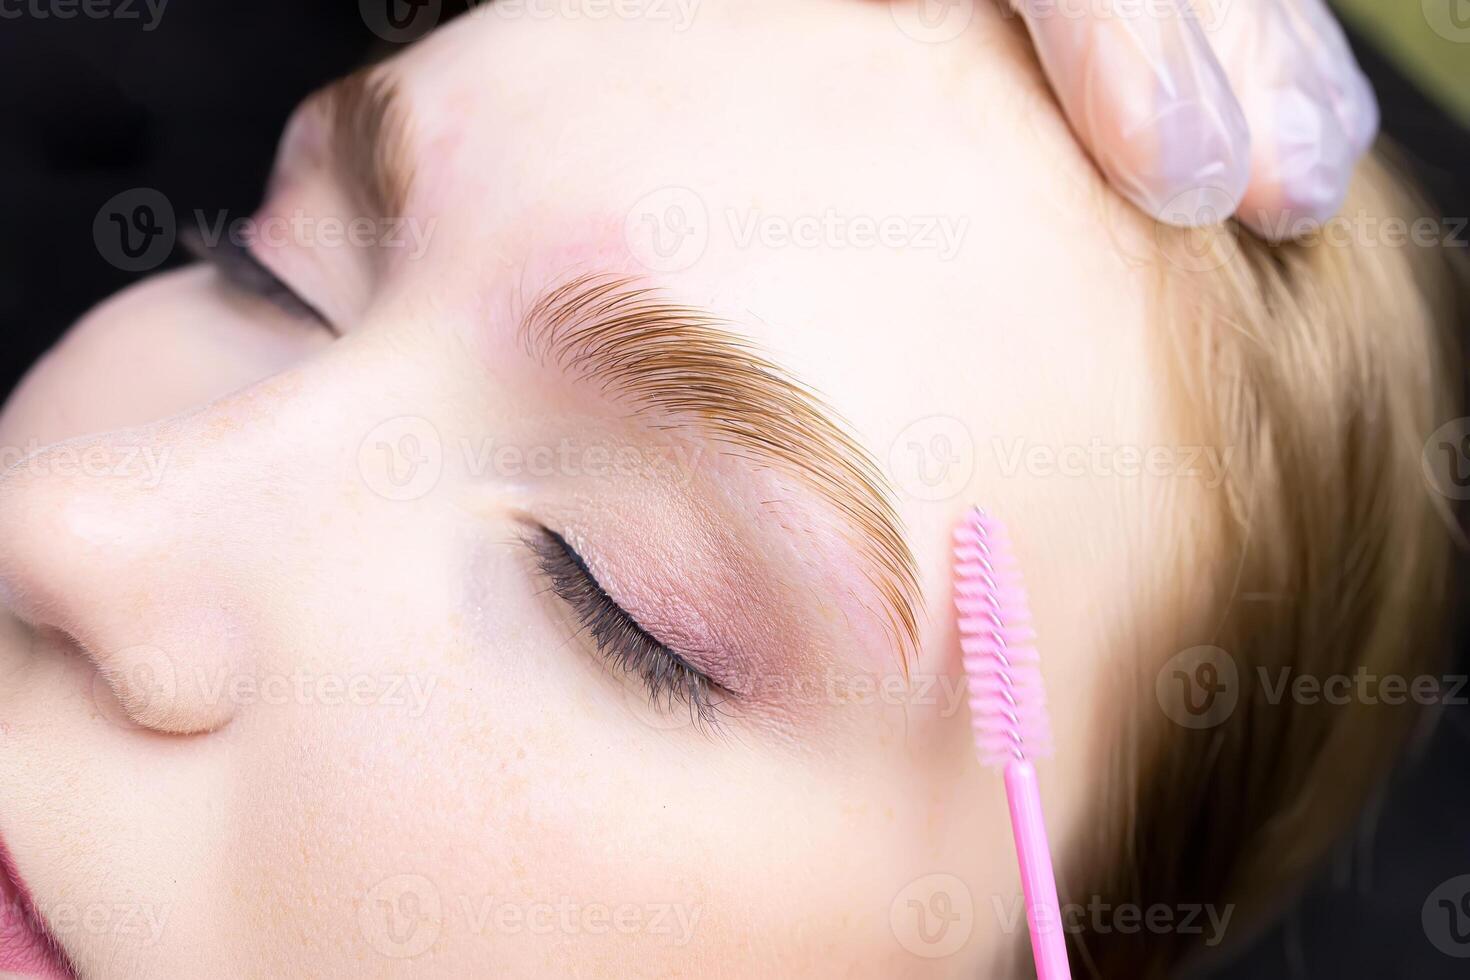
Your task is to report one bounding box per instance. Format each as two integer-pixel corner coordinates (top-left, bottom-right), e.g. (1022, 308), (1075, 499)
(0, 2), (1466, 977)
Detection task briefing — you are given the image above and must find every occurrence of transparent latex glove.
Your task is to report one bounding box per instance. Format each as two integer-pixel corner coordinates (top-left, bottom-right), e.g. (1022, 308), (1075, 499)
(1015, 0), (1379, 239)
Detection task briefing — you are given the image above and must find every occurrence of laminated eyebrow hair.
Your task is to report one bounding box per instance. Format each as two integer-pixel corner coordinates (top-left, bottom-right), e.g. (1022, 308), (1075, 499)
(520, 272), (923, 669)
(312, 67), (417, 222)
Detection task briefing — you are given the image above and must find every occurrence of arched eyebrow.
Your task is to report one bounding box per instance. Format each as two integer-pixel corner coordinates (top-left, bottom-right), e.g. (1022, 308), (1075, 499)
(308, 67), (416, 222)
(520, 273), (923, 669)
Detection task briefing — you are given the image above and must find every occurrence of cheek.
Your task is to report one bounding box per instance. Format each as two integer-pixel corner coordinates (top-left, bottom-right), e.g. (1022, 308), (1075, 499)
(0, 265), (328, 449)
(217, 565), (920, 974)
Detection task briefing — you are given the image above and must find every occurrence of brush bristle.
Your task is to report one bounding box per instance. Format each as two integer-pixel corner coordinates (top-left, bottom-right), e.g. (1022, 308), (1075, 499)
(953, 507), (1053, 768)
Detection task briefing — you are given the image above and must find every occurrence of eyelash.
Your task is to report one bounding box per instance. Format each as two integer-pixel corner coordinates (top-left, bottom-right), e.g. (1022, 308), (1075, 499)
(525, 527), (726, 729)
(183, 228), (332, 328)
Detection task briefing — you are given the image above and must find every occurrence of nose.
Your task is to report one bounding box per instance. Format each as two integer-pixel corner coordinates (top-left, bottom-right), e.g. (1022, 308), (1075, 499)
(0, 410), (260, 732)
(0, 329), (462, 735)
(0, 360), (364, 734)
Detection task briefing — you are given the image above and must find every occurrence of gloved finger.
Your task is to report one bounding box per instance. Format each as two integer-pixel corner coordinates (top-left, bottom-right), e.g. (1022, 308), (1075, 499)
(1280, 0), (1379, 156)
(1202, 0), (1357, 238)
(1013, 0), (1251, 228)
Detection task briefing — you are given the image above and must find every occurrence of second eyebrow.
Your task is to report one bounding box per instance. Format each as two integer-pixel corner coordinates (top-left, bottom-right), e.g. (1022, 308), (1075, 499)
(312, 67), (417, 229)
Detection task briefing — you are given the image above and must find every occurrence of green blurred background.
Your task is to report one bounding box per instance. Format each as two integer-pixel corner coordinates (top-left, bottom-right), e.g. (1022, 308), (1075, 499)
(1338, 0), (1469, 122)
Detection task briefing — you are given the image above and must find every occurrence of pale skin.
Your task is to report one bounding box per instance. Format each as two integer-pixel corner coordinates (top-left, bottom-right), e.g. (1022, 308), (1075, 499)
(0, 1), (1189, 976)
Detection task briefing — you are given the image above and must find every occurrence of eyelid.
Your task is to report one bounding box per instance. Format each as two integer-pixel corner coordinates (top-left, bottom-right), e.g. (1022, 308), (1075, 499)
(182, 227), (335, 330)
(523, 525), (731, 728)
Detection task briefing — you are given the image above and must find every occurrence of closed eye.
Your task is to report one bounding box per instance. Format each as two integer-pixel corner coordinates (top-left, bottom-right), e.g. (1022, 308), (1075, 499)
(524, 526), (729, 730)
(183, 227), (334, 331)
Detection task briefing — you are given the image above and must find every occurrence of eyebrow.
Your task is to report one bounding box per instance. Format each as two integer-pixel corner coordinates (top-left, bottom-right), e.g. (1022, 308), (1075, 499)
(520, 273), (923, 667)
(307, 67), (416, 221)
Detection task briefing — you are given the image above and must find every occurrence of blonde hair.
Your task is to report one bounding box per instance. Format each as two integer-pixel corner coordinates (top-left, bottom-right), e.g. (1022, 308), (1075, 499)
(1069, 153), (1466, 978)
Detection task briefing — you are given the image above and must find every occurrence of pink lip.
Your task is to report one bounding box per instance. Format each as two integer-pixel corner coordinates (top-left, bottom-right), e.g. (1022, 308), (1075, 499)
(0, 832), (75, 979)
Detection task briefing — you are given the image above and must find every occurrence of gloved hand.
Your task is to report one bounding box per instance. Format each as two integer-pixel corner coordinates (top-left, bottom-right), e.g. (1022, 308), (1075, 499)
(1015, 0), (1378, 239)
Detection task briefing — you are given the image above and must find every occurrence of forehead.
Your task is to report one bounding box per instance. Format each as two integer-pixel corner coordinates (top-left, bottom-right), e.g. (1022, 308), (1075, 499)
(386, 2), (1092, 260)
(364, 2), (1167, 660)
(376, 3), (1148, 340)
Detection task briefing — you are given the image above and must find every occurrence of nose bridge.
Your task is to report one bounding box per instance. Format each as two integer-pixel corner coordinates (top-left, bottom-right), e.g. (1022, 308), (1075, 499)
(0, 358), (384, 733)
(0, 378), (298, 615)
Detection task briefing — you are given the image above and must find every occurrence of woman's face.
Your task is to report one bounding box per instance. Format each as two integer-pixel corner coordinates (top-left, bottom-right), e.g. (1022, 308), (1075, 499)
(0, 1), (1183, 976)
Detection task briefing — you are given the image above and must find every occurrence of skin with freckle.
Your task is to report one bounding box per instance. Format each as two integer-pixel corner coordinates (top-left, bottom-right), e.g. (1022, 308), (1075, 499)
(8, 3), (1158, 975)
(0, 1), (1447, 978)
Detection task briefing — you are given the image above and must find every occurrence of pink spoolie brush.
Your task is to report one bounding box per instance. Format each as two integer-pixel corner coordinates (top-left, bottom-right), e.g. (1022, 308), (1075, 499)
(953, 507), (1071, 979)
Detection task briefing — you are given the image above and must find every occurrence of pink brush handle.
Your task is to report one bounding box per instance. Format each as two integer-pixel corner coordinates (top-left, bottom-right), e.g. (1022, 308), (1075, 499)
(1004, 761), (1071, 980)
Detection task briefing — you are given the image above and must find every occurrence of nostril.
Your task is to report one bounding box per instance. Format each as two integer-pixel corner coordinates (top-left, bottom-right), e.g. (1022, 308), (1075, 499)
(93, 641), (234, 735)
(87, 641), (185, 733)
(39, 628), (233, 736)
(0, 437), (244, 735)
